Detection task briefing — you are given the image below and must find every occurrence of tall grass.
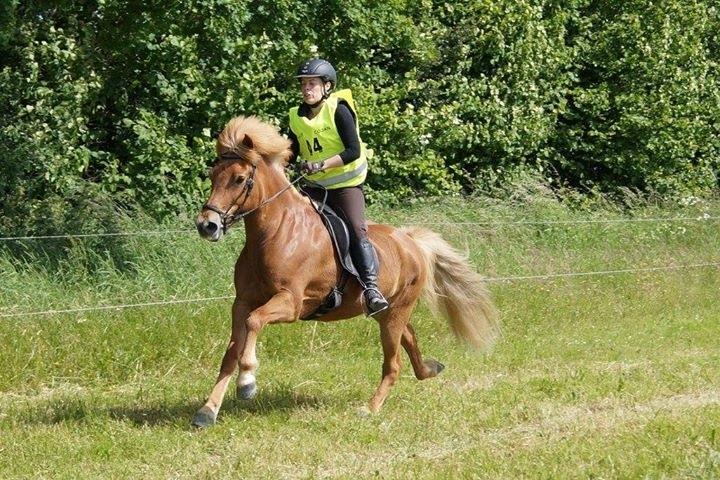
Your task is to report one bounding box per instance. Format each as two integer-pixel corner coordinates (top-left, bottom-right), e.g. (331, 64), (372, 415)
(1, 191), (718, 478)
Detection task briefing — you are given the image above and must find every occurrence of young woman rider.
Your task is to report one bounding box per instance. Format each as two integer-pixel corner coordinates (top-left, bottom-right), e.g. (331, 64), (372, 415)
(287, 58), (389, 316)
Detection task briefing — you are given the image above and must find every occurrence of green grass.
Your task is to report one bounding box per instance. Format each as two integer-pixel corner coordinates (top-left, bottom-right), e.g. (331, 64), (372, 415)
(1, 194), (719, 479)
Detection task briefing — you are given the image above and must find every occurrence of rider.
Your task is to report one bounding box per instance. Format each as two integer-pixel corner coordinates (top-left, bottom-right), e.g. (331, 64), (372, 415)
(287, 58), (389, 316)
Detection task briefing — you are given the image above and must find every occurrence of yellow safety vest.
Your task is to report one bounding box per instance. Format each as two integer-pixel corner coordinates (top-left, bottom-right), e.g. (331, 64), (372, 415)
(288, 89), (371, 189)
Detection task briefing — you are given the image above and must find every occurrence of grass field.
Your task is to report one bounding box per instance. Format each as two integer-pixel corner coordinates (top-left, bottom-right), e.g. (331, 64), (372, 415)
(1, 193), (719, 479)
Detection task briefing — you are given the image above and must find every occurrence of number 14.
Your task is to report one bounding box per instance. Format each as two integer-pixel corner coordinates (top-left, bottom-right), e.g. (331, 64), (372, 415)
(306, 137), (323, 154)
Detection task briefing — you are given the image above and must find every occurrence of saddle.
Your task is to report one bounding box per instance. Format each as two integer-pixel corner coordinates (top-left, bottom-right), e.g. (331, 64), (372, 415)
(302, 197), (362, 320)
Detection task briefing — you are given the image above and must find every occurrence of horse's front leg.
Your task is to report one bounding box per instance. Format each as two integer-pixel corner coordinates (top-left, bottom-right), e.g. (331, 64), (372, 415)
(192, 300), (250, 428)
(236, 289), (298, 401)
(192, 290), (298, 427)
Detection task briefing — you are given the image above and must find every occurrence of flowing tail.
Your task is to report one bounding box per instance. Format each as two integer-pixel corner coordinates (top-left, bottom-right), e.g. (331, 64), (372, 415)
(402, 227), (500, 351)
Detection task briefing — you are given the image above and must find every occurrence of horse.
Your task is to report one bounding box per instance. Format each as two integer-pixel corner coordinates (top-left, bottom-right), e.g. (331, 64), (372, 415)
(193, 115), (499, 427)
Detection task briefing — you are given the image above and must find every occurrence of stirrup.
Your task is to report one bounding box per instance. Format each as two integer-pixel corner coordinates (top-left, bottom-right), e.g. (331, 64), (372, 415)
(363, 287), (389, 317)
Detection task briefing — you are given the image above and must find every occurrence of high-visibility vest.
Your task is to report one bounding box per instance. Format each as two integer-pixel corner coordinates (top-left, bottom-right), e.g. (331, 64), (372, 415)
(288, 89), (371, 189)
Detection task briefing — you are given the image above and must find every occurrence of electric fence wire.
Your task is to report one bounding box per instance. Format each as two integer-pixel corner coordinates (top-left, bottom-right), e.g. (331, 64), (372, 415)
(1, 215), (717, 242)
(2, 261), (718, 319)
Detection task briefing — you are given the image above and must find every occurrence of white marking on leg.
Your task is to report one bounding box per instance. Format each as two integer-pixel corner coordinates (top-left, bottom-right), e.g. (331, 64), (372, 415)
(238, 372), (256, 387)
(237, 342), (258, 387)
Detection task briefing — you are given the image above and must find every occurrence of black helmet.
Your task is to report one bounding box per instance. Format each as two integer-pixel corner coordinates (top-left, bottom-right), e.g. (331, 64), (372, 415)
(296, 59), (337, 89)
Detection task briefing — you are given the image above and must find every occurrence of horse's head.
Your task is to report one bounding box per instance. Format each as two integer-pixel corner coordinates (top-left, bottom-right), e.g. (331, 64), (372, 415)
(196, 116), (292, 241)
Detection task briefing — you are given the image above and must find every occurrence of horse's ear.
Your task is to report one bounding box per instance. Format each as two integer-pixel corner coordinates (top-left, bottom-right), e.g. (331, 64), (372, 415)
(242, 134), (254, 150)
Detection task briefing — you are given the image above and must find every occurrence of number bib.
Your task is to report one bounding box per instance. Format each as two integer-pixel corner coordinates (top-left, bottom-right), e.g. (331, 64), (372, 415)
(288, 89), (369, 189)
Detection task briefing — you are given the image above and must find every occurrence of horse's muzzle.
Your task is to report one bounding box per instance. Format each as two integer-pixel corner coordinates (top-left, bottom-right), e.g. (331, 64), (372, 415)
(196, 214), (223, 242)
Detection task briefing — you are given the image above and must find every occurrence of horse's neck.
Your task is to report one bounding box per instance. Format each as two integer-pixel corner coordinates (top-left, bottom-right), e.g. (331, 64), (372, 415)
(242, 169), (318, 249)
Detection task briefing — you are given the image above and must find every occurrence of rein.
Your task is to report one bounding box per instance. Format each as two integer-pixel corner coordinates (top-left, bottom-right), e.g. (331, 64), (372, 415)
(202, 155), (310, 233)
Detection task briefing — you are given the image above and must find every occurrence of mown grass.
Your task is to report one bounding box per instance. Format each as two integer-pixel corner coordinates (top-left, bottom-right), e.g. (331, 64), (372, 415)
(1, 192), (719, 479)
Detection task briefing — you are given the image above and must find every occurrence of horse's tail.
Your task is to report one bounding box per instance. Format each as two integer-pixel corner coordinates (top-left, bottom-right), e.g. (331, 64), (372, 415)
(402, 227), (500, 351)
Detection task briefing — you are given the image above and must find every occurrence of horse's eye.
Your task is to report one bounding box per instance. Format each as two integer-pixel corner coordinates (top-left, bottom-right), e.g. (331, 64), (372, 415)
(235, 175), (245, 185)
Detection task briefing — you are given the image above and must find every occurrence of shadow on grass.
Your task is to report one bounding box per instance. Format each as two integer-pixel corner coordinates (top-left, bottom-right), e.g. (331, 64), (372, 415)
(224, 386), (326, 416)
(9, 384), (328, 428)
(114, 384), (328, 427)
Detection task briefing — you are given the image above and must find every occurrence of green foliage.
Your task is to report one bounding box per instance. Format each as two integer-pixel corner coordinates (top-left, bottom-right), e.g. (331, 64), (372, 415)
(553, 1), (720, 197)
(1, 0), (718, 231)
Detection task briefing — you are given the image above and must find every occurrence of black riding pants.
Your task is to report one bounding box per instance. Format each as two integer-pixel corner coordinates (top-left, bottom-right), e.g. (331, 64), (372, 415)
(304, 186), (368, 243)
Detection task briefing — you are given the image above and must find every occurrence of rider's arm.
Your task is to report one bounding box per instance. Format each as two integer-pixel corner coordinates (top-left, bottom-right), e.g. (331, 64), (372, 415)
(320, 103), (360, 170)
(335, 103), (361, 164)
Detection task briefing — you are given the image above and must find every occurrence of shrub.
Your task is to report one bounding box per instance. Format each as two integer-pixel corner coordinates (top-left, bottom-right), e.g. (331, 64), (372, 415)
(1, 0), (718, 232)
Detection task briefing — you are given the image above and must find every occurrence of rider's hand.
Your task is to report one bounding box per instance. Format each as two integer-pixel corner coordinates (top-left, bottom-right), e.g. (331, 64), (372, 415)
(300, 160), (325, 175)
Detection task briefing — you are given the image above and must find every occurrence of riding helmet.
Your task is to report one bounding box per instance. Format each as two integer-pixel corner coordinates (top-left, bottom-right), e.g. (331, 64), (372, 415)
(296, 59), (337, 89)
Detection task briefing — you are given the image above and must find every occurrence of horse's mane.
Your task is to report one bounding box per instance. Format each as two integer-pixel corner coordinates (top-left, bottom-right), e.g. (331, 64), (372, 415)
(217, 116), (292, 166)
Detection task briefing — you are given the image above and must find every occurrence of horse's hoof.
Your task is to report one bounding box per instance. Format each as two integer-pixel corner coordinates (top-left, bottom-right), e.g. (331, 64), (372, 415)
(357, 405), (373, 418)
(191, 406), (217, 428)
(424, 359), (445, 376)
(237, 382), (257, 400)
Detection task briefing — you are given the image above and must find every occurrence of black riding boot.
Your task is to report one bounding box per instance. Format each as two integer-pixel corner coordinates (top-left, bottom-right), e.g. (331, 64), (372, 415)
(351, 239), (389, 316)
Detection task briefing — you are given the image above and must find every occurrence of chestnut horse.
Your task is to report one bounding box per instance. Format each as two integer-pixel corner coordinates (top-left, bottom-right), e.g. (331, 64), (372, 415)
(193, 116), (498, 427)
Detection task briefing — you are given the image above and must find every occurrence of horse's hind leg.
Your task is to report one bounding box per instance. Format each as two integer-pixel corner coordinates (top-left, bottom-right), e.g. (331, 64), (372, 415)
(401, 324), (445, 380)
(368, 316), (403, 413)
(368, 306), (417, 413)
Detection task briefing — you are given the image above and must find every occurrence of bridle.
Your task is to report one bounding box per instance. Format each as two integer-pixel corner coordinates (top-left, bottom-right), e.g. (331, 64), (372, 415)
(202, 154), (308, 234)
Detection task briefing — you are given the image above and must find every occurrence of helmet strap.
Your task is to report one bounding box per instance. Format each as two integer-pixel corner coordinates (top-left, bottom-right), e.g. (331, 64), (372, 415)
(301, 79), (333, 109)
(320, 83), (332, 101)
(305, 84), (332, 109)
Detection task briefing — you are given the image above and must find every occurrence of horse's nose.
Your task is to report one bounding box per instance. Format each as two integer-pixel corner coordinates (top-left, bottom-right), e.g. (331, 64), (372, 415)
(197, 219), (219, 238)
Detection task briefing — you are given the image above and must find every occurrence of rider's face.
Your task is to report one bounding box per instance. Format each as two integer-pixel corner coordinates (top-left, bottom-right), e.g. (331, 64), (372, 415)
(300, 77), (329, 105)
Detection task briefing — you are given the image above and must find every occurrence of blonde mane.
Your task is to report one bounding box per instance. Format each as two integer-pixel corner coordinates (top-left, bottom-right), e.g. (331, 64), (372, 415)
(217, 116), (292, 166)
